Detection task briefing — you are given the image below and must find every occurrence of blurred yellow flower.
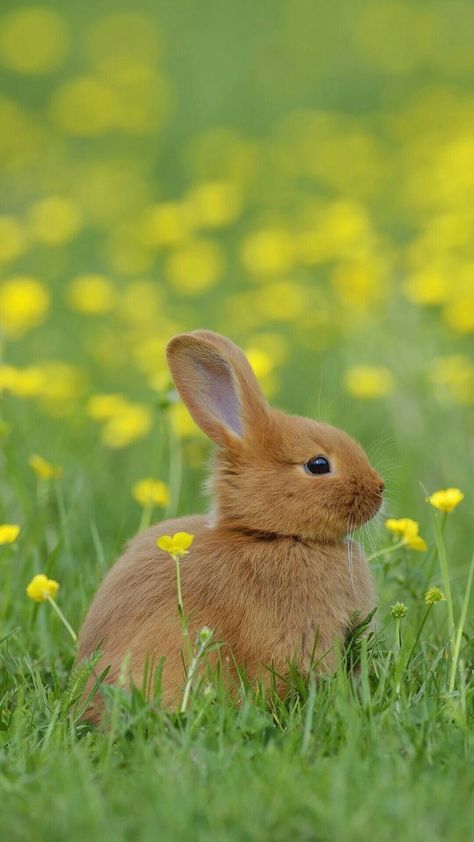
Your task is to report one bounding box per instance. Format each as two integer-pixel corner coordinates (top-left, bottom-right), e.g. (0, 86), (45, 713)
(186, 180), (242, 228)
(67, 274), (115, 314)
(385, 517), (419, 538)
(241, 227), (294, 277)
(140, 201), (194, 247)
(427, 488), (464, 512)
(0, 365), (44, 397)
(170, 401), (202, 439)
(0, 276), (49, 338)
(431, 355), (474, 405)
(424, 586), (446, 605)
(385, 518), (427, 551)
(28, 196), (82, 245)
(35, 362), (86, 416)
(100, 402), (152, 448)
(0, 7), (68, 74)
(299, 201), (375, 265)
(404, 267), (451, 306)
(331, 258), (388, 310)
(0, 524), (20, 545)
(189, 127), (258, 186)
(28, 454), (62, 481)
(165, 239), (224, 294)
(73, 159), (151, 226)
(50, 75), (119, 135)
(254, 281), (307, 322)
(117, 281), (165, 325)
(344, 366), (394, 399)
(405, 534), (428, 552)
(26, 573), (59, 602)
(105, 220), (155, 274)
(132, 478), (169, 507)
(0, 216), (28, 264)
(157, 532), (194, 560)
(444, 294), (474, 334)
(87, 393), (128, 420)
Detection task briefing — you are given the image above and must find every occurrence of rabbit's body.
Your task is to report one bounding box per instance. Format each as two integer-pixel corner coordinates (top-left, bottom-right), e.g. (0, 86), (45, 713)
(77, 330), (383, 722)
(78, 515), (373, 721)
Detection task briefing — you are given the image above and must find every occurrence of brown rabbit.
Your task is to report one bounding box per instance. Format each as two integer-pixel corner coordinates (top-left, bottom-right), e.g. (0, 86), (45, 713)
(77, 330), (383, 722)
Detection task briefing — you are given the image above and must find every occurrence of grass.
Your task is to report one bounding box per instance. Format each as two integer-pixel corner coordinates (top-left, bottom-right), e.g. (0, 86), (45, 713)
(1, 430), (472, 841)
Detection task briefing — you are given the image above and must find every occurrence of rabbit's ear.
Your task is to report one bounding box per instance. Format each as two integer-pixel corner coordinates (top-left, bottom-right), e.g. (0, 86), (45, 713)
(166, 330), (268, 447)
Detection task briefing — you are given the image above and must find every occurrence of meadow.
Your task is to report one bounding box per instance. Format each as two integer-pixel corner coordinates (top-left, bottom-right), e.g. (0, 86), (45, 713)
(0, 2), (473, 839)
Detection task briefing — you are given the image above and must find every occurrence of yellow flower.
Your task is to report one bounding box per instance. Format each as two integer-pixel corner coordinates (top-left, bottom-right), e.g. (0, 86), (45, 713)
(240, 227), (294, 277)
(50, 75), (120, 136)
(424, 586), (446, 605)
(385, 517), (419, 538)
(140, 201), (194, 247)
(100, 402), (152, 448)
(170, 401), (202, 440)
(87, 393), (129, 420)
(0, 365), (44, 397)
(157, 532), (194, 560)
(444, 294), (474, 335)
(67, 274), (115, 314)
(431, 355), (474, 406)
(0, 524), (20, 545)
(28, 453), (63, 480)
(28, 196), (82, 245)
(427, 488), (464, 512)
(0, 276), (49, 338)
(404, 267), (450, 306)
(26, 574), (59, 602)
(132, 478), (169, 507)
(0, 215), (28, 264)
(186, 180), (242, 228)
(385, 518), (428, 551)
(165, 238), (225, 295)
(405, 534), (428, 552)
(344, 365), (394, 399)
(0, 7), (68, 75)
(35, 361), (86, 417)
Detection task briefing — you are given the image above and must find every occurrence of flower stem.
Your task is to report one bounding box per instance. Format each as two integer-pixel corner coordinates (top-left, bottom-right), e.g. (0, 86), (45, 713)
(367, 540), (406, 562)
(394, 619), (401, 654)
(46, 596), (77, 642)
(139, 501), (154, 532)
(432, 512), (455, 651)
(180, 635), (211, 714)
(405, 605), (432, 671)
(174, 553), (191, 658)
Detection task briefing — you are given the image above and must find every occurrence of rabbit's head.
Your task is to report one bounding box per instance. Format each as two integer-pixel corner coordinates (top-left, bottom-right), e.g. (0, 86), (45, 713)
(167, 331), (384, 543)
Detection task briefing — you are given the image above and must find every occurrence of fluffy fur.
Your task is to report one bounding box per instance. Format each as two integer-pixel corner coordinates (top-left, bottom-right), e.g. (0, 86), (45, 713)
(77, 330), (384, 723)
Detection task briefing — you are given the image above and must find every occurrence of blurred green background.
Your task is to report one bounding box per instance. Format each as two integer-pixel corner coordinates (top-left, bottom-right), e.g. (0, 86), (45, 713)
(0, 1), (472, 622)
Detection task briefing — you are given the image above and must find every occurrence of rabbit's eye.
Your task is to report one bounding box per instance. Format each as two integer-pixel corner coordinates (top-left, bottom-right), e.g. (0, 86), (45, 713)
(305, 455), (331, 475)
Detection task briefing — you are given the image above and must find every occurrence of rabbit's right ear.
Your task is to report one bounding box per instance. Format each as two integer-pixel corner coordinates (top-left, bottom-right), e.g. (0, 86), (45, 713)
(166, 331), (269, 448)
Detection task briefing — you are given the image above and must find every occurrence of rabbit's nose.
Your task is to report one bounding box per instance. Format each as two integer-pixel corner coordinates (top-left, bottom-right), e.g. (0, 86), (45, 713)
(379, 481), (385, 493)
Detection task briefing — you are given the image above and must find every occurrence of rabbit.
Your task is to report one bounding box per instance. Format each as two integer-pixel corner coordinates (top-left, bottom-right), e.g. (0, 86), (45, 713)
(77, 330), (384, 723)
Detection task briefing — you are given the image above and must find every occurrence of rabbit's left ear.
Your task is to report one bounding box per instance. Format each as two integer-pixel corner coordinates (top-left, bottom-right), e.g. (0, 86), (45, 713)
(166, 330), (268, 448)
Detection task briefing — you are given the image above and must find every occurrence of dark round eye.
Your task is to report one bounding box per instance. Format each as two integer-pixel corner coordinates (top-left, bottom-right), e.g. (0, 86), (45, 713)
(305, 455), (331, 475)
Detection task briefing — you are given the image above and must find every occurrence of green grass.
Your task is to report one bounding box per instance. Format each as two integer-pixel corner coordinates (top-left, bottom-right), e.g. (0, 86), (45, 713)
(1, 431), (472, 841)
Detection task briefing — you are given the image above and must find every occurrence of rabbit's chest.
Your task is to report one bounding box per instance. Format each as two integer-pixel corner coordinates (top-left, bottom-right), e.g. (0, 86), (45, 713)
(242, 541), (367, 666)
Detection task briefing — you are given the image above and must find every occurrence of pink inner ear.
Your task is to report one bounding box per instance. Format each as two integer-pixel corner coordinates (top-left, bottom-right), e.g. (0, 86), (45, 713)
(196, 358), (243, 437)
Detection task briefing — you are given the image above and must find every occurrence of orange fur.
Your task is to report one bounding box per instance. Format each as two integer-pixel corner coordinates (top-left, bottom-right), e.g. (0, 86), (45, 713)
(77, 331), (383, 723)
